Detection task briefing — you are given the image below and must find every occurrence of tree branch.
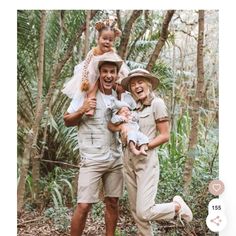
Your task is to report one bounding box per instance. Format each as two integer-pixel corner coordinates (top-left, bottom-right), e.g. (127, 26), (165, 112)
(116, 10), (122, 31)
(146, 10), (175, 71)
(41, 159), (80, 169)
(127, 10), (151, 60)
(117, 10), (143, 59)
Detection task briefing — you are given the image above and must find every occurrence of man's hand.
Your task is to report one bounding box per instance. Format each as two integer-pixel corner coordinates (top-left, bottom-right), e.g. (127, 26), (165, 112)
(64, 97), (97, 127)
(82, 97), (96, 112)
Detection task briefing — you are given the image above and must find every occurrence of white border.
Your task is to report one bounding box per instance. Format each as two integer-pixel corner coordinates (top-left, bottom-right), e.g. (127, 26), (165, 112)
(1, 1), (235, 235)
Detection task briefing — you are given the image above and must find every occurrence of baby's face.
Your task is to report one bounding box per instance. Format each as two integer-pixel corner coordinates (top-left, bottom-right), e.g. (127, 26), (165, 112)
(118, 106), (131, 118)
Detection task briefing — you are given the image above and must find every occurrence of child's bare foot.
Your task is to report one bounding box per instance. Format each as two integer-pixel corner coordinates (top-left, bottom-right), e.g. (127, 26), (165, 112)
(140, 149), (147, 156)
(139, 145), (148, 156)
(130, 148), (141, 156)
(129, 142), (141, 156)
(85, 109), (95, 116)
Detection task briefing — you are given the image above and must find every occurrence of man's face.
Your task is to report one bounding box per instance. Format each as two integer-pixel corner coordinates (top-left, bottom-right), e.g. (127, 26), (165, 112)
(99, 63), (118, 94)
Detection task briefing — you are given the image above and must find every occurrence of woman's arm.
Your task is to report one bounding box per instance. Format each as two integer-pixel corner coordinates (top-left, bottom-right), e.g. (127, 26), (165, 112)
(147, 120), (170, 150)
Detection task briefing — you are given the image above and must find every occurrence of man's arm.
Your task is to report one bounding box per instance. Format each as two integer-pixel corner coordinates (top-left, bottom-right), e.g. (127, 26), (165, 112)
(111, 114), (127, 125)
(108, 122), (129, 142)
(64, 97), (96, 127)
(108, 121), (123, 132)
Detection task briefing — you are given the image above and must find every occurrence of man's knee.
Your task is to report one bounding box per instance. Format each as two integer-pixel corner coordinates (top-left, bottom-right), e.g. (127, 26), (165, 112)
(104, 197), (119, 210)
(77, 203), (92, 215)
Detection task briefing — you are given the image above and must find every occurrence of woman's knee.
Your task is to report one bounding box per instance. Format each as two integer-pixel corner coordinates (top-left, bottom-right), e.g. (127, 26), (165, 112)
(136, 207), (149, 221)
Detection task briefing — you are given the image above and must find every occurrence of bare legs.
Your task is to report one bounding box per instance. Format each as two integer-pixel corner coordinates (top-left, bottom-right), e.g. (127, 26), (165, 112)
(71, 203), (92, 236)
(85, 81), (98, 116)
(104, 197), (119, 236)
(70, 197), (119, 236)
(129, 141), (148, 156)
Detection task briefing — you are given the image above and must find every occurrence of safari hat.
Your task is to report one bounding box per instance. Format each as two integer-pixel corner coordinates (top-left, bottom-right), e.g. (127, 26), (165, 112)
(98, 52), (123, 72)
(121, 68), (159, 91)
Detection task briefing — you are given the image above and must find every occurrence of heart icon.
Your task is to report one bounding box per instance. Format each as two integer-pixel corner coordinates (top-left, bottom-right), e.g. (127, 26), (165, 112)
(212, 184), (221, 192)
(209, 180), (225, 196)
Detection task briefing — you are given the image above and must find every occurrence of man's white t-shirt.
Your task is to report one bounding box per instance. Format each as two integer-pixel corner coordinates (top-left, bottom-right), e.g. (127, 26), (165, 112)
(67, 93), (115, 113)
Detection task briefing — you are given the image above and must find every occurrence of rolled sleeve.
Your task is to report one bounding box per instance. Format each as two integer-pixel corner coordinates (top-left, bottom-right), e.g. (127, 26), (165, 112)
(152, 98), (169, 122)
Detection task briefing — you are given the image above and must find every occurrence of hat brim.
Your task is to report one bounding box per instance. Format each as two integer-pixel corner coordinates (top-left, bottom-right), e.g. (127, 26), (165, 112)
(98, 60), (123, 72)
(121, 73), (159, 91)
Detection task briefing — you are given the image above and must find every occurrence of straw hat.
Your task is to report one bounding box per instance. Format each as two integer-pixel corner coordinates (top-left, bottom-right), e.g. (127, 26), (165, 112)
(121, 68), (159, 91)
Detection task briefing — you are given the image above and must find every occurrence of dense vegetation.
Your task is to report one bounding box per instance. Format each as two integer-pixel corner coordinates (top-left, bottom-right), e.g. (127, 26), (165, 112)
(17, 10), (218, 235)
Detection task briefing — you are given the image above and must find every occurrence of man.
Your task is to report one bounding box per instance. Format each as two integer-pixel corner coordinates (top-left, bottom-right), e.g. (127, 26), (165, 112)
(64, 52), (124, 236)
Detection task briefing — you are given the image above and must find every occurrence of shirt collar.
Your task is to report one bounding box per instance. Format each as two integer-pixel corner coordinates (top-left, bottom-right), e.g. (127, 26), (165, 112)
(135, 93), (154, 111)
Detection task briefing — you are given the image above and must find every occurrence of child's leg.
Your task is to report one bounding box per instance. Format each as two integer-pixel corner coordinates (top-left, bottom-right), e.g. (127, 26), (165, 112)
(85, 81), (98, 116)
(139, 144), (148, 156)
(129, 141), (141, 156)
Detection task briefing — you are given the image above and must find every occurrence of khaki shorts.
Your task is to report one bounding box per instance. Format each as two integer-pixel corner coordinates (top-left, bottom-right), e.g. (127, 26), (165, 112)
(77, 157), (124, 203)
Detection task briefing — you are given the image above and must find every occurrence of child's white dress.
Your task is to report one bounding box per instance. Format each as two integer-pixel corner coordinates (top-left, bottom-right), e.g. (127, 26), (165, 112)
(62, 50), (129, 100)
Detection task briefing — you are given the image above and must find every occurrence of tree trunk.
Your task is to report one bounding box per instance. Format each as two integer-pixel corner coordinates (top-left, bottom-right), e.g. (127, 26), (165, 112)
(31, 10), (47, 203)
(127, 10), (150, 60)
(84, 10), (91, 57)
(18, 11), (47, 212)
(117, 10), (143, 59)
(17, 10), (98, 213)
(17, 129), (34, 213)
(116, 10), (122, 32)
(183, 10), (205, 193)
(146, 10), (175, 71)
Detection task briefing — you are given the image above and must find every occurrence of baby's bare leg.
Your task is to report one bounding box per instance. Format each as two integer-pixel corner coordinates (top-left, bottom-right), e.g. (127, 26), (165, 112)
(129, 141), (141, 156)
(85, 81), (98, 116)
(139, 144), (148, 156)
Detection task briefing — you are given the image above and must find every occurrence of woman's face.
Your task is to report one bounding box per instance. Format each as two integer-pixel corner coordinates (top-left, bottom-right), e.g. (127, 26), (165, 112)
(130, 77), (151, 102)
(98, 29), (115, 53)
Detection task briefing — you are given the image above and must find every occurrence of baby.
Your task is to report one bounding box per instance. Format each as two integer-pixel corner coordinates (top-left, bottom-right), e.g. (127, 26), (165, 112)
(111, 100), (149, 156)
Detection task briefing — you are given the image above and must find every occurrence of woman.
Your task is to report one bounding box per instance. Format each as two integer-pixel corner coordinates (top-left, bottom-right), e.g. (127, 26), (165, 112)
(111, 68), (193, 236)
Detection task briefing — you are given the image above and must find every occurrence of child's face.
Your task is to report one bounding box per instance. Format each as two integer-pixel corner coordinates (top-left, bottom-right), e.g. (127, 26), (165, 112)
(118, 107), (131, 118)
(98, 29), (115, 53)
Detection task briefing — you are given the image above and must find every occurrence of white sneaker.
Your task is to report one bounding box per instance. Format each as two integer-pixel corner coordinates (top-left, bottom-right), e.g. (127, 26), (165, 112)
(173, 195), (193, 223)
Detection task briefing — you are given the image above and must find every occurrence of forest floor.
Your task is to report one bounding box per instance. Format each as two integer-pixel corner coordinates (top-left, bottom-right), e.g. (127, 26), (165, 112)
(17, 207), (217, 236)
